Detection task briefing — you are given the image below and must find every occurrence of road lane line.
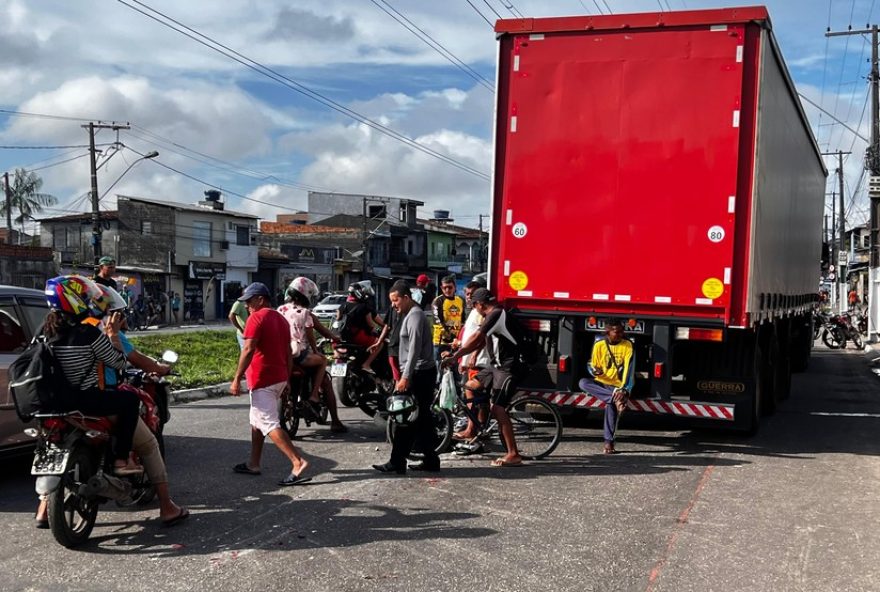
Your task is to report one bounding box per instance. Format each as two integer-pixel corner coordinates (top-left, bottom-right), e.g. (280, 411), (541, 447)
(644, 464), (716, 592)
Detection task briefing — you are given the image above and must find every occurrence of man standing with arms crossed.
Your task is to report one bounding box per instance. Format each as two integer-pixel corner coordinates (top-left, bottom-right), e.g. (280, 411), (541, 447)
(373, 280), (440, 475)
(231, 282), (311, 485)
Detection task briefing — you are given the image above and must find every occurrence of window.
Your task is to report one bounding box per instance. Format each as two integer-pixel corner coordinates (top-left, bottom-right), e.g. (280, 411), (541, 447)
(368, 205), (387, 219)
(192, 221), (212, 257)
(0, 300), (25, 354)
(142, 221), (152, 235)
(18, 297), (49, 337)
(236, 225), (249, 246)
(53, 227), (67, 249)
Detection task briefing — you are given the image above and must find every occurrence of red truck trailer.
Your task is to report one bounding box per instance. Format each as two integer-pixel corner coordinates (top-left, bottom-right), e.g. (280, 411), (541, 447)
(490, 6), (826, 432)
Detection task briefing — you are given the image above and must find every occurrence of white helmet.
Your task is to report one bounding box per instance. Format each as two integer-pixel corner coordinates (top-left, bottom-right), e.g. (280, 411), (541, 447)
(286, 276), (320, 307)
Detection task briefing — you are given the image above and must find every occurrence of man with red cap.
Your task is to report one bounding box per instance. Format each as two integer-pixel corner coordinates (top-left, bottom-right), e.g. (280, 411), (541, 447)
(414, 274), (436, 310)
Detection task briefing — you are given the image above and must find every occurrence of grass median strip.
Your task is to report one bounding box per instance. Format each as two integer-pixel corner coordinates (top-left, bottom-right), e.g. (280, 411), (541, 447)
(128, 330), (240, 390)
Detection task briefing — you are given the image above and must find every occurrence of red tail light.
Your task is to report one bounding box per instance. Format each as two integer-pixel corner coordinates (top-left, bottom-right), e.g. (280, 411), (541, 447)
(653, 362), (664, 378)
(558, 355), (569, 373)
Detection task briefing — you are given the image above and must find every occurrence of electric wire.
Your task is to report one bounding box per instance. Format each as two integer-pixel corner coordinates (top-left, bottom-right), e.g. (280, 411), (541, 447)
(481, 0), (503, 19)
(591, 0), (605, 14)
(600, 0), (612, 14)
(0, 144), (92, 150)
(115, 0), (490, 181)
(370, 0), (494, 92)
(464, 0), (494, 26)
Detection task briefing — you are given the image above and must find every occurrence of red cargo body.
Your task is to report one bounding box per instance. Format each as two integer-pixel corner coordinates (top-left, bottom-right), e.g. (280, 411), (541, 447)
(491, 7), (826, 432)
(492, 6), (824, 326)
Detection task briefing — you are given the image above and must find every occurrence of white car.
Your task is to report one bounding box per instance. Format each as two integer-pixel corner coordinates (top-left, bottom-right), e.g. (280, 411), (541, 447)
(312, 294), (348, 322)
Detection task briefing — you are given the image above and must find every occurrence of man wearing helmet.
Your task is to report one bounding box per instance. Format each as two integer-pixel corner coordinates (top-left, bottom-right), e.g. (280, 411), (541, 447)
(336, 281), (384, 373)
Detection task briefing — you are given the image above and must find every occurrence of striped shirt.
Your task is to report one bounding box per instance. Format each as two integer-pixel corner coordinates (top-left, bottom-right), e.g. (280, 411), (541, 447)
(51, 324), (128, 390)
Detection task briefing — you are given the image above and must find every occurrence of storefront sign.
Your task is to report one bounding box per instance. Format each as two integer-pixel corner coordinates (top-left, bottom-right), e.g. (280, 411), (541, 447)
(188, 261), (226, 280)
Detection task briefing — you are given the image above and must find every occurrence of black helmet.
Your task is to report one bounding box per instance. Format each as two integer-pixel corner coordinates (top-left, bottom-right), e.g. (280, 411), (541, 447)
(385, 392), (419, 425)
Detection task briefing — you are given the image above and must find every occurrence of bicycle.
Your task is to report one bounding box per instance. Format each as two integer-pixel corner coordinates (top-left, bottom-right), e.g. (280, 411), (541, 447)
(387, 368), (563, 461)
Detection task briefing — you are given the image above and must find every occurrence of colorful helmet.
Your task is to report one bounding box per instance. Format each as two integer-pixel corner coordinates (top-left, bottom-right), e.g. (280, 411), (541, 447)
(45, 275), (103, 319)
(286, 277), (320, 306)
(347, 281), (374, 302)
(97, 285), (127, 313)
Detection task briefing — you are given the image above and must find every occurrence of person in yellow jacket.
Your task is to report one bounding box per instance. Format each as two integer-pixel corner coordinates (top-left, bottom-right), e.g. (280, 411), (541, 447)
(578, 320), (635, 454)
(431, 275), (465, 362)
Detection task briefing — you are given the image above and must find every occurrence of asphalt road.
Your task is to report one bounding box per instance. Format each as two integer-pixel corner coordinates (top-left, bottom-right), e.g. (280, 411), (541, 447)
(2, 344), (879, 592)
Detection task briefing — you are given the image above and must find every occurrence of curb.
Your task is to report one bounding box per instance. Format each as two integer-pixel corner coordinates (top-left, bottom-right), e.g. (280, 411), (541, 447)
(171, 380), (244, 404)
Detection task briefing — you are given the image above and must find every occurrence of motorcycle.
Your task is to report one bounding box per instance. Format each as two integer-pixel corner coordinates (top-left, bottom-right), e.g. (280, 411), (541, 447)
(26, 350), (178, 548)
(821, 313), (863, 350)
(278, 365), (330, 439)
(329, 341), (395, 419)
(121, 350), (178, 456)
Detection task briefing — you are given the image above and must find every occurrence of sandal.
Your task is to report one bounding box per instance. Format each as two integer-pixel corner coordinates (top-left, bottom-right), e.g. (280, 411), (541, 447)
(603, 442), (616, 455)
(491, 458), (524, 468)
(232, 462), (261, 475)
(161, 507), (190, 528)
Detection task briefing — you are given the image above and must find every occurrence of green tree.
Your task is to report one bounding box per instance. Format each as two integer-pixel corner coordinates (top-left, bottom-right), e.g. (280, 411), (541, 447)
(1, 168), (57, 243)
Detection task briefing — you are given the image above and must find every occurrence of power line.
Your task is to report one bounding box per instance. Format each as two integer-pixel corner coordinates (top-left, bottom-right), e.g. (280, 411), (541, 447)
(29, 153), (91, 173)
(0, 144), (93, 150)
(600, 0), (613, 14)
(370, 0), (494, 92)
(481, 0), (503, 19)
(115, 0), (490, 182)
(501, 1), (525, 18)
(464, 0), (494, 26)
(0, 109), (95, 123)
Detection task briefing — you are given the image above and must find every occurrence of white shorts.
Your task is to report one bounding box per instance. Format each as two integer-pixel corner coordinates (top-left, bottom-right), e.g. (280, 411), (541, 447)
(249, 381), (286, 436)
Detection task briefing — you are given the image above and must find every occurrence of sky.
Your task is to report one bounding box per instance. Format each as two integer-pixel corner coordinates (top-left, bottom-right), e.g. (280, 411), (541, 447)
(0, 0), (876, 235)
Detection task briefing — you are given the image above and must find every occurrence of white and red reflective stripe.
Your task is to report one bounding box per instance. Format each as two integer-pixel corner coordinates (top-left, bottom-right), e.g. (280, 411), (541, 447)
(520, 391), (735, 421)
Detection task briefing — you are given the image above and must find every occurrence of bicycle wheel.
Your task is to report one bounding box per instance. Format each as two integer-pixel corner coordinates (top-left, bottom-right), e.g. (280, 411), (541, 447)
(386, 406), (453, 460)
(504, 396), (562, 460)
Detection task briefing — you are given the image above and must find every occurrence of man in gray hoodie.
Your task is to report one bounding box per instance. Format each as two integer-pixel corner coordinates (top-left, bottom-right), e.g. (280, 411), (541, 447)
(373, 280), (440, 475)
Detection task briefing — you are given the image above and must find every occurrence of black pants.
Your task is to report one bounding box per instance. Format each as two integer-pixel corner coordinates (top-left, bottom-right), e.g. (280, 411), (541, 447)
(390, 367), (439, 469)
(69, 388), (140, 461)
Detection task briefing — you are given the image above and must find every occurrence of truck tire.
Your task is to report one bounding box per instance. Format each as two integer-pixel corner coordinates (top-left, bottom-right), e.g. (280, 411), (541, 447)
(733, 339), (762, 435)
(760, 332), (778, 416)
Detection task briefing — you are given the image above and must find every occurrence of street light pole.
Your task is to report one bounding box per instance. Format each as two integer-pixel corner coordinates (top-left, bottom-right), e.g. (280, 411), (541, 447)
(83, 121), (130, 264)
(826, 24), (880, 339)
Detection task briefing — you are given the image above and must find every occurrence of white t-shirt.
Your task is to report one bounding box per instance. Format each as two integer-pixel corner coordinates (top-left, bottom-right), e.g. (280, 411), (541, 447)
(277, 303), (313, 356)
(460, 308), (490, 370)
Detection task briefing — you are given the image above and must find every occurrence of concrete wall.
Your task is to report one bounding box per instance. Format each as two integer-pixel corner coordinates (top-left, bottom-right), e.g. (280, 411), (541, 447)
(118, 200), (174, 269)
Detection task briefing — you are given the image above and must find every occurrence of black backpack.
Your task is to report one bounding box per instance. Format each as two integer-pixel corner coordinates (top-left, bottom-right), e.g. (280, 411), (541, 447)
(8, 335), (73, 421)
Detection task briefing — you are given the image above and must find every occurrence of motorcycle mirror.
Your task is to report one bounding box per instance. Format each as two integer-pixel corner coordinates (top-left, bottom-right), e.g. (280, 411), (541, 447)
(161, 350), (179, 364)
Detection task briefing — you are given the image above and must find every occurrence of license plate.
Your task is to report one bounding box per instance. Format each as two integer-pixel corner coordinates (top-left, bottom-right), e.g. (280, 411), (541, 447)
(32, 446), (70, 476)
(329, 362), (348, 377)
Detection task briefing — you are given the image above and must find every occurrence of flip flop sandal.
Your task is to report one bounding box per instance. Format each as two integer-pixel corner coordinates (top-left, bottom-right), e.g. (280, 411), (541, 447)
(233, 462), (261, 475)
(161, 507), (190, 528)
(491, 458), (524, 468)
(278, 473), (313, 486)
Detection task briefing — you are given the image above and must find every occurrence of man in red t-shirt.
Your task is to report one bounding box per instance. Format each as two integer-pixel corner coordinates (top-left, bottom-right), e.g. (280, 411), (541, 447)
(231, 282), (311, 486)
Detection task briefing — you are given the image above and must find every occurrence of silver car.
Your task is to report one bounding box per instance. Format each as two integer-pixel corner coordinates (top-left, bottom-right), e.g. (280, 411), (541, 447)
(312, 294), (348, 322)
(0, 285), (49, 457)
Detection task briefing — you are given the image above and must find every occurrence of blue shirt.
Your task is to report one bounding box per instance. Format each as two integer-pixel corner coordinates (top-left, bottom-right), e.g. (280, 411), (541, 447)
(105, 331), (134, 387)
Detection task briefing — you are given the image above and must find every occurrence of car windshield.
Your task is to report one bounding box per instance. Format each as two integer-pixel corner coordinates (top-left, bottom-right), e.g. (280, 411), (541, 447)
(318, 295), (346, 306)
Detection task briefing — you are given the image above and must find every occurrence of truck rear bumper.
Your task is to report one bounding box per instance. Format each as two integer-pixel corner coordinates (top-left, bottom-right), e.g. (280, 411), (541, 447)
(522, 390), (735, 421)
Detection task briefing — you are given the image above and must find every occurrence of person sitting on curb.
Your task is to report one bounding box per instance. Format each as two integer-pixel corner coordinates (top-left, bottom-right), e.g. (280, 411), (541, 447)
(578, 319), (635, 455)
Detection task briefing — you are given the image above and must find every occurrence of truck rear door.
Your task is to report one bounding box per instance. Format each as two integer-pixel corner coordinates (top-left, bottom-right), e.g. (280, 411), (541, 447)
(493, 23), (747, 320)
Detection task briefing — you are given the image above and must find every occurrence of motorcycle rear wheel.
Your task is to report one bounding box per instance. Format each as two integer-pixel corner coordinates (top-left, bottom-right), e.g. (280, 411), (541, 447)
(822, 327), (845, 349)
(851, 331), (864, 350)
(47, 446), (99, 548)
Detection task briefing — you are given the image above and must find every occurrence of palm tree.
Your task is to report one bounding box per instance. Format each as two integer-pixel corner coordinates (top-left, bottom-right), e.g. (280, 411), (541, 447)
(1, 168), (57, 243)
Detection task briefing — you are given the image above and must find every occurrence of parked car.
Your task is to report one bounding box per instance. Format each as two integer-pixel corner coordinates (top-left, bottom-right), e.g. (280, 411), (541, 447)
(312, 293), (348, 322)
(0, 285), (49, 458)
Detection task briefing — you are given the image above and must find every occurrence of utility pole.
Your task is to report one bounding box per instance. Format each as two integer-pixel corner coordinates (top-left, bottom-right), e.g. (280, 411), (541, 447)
(822, 150), (851, 310)
(827, 24), (880, 338)
(3, 172), (11, 244)
(83, 121), (129, 264)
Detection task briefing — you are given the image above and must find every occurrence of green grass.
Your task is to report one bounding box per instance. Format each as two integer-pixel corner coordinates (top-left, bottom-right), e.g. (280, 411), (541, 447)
(128, 329), (240, 390)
